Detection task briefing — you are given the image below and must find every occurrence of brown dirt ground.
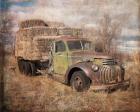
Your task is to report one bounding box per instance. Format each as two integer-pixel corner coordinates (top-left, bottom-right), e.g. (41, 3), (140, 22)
(3, 55), (140, 112)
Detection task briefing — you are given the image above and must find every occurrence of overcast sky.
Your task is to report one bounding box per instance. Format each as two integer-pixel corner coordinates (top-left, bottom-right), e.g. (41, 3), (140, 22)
(1, 0), (139, 36)
(1, 0), (139, 53)
(5, 0), (138, 29)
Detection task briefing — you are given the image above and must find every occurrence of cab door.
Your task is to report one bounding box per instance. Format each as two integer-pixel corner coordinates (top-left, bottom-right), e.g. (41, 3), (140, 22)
(53, 41), (69, 75)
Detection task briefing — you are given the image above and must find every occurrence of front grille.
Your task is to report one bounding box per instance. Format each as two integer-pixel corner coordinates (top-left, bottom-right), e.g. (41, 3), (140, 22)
(99, 66), (121, 84)
(102, 59), (116, 65)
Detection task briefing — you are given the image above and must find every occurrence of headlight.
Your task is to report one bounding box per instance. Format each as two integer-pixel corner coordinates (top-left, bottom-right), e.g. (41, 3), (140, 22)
(92, 65), (99, 72)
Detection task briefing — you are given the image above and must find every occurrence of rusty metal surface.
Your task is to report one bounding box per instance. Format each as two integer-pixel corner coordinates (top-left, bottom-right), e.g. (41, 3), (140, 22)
(71, 50), (112, 59)
(65, 60), (124, 86)
(90, 79), (130, 92)
(98, 65), (123, 84)
(65, 62), (93, 84)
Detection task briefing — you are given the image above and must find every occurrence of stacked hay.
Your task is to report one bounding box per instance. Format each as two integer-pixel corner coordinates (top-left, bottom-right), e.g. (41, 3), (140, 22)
(18, 19), (83, 37)
(15, 19), (83, 60)
(16, 20), (56, 60)
(19, 20), (66, 29)
(17, 27), (58, 38)
(33, 37), (55, 60)
(19, 19), (48, 29)
(17, 27), (82, 38)
(46, 21), (65, 27)
(58, 28), (83, 37)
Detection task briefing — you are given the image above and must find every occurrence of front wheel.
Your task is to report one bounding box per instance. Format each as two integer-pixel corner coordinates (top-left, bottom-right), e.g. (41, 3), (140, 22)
(70, 71), (91, 92)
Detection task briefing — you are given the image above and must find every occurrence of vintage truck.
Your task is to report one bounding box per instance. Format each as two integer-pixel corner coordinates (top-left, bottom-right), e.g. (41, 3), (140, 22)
(15, 19), (130, 92)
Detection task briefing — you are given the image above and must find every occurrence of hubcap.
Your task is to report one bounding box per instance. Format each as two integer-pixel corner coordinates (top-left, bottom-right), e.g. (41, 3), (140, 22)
(73, 76), (83, 90)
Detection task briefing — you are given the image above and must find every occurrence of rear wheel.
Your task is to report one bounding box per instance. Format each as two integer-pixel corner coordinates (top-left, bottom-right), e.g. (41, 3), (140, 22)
(18, 60), (36, 76)
(70, 71), (91, 92)
(29, 62), (36, 76)
(23, 61), (31, 75)
(18, 60), (24, 73)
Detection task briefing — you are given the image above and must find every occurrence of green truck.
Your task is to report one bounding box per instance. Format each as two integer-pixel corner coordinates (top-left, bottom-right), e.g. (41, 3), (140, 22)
(15, 20), (129, 92)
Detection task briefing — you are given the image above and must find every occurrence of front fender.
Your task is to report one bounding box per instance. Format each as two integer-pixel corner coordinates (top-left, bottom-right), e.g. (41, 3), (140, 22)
(64, 62), (94, 85)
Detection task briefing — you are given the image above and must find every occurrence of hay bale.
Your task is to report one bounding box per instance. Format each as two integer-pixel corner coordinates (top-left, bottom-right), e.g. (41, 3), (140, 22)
(58, 28), (83, 37)
(46, 21), (65, 27)
(19, 20), (67, 29)
(16, 19), (83, 60)
(19, 19), (48, 29)
(18, 27), (83, 39)
(19, 19), (82, 37)
(17, 27), (58, 39)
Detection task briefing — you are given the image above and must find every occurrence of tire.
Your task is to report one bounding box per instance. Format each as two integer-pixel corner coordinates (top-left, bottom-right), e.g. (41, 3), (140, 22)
(18, 60), (31, 75)
(29, 62), (36, 75)
(24, 62), (31, 75)
(18, 60), (24, 73)
(70, 71), (91, 92)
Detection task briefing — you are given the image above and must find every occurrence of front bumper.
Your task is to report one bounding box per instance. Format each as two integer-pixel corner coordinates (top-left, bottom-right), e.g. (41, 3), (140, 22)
(90, 79), (130, 92)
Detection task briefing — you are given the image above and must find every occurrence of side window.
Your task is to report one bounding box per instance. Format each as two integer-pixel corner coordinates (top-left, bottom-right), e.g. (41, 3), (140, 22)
(55, 41), (66, 52)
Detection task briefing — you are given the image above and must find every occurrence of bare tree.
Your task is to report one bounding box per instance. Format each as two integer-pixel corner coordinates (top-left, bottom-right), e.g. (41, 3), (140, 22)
(97, 14), (122, 54)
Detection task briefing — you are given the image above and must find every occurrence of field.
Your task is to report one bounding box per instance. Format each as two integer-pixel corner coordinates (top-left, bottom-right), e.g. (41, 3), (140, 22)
(3, 54), (140, 112)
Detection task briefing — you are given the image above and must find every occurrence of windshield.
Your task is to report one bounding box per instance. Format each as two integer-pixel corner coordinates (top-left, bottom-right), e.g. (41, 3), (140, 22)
(81, 40), (92, 50)
(67, 40), (93, 51)
(67, 40), (82, 51)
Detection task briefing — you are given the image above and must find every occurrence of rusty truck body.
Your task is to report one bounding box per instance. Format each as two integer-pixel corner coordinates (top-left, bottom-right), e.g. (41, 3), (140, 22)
(15, 19), (129, 92)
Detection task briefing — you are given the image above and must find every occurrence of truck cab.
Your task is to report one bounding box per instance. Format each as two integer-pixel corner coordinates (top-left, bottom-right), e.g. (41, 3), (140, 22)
(52, 36), (93, 74)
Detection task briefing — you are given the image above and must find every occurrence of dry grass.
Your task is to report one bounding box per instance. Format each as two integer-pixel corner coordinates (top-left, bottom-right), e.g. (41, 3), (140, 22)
(2, 54), (140, 112)
(132, 51), (140, 65)
(125, 52), (140, 98)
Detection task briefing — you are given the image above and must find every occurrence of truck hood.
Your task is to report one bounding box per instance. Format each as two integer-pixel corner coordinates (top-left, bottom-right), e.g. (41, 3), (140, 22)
(71, 50), (113, 59)
(70, 50), (114, 65)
